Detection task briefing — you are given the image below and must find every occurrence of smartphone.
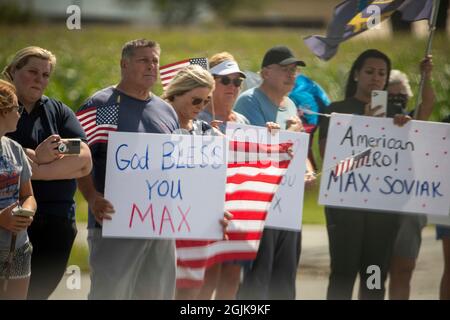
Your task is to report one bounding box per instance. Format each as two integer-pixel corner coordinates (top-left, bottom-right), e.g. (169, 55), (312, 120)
(58, 138), (81, 155)
(371, 90), (387, 117)
(12, 206), (35, 217)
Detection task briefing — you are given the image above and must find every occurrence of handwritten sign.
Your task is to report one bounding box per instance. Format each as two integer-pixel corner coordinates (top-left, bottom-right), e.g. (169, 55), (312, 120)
(319, 114), (450, 216)
(226, 123), (309, 231)
(103, 132), (227, 239)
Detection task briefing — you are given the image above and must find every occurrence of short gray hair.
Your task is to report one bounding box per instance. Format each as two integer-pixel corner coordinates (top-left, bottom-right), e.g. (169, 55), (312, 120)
(389, 69), (413, 98)
(121, 39), (160, 60)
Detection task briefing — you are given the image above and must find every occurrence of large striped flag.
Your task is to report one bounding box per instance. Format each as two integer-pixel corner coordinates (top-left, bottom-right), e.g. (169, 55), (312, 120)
(76, 103), (119, 146)
(159, 58), (209, 90)
(333, 147), (371, 177)
(304, 0), (433, 60)
(176, 139), (294, 288)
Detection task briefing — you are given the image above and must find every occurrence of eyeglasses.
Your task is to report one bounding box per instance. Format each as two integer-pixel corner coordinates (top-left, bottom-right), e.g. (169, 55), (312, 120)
(216, 76), (243, 87)
(267, 65), (299, 74)
(8, 105), (24, 115)
(191, 97), (210, 106)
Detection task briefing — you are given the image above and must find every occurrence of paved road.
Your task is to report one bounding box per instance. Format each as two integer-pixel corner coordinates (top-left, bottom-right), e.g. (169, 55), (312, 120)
(50, 224), (444, 300)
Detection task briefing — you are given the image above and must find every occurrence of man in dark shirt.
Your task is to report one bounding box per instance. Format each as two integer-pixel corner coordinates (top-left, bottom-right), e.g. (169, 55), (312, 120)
(77, 39), (179, 299)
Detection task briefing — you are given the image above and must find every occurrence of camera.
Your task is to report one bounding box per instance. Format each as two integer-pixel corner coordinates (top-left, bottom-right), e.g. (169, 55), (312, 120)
(58, 139), (81, 155)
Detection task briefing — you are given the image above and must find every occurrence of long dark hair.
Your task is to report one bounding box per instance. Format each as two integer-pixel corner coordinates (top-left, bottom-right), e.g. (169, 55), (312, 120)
(345, 49), (391, 99)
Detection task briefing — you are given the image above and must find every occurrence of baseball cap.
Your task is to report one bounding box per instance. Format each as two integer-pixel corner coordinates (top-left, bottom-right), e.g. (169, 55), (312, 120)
(261, 45), (306, 68)
(209, 60), (246, 78)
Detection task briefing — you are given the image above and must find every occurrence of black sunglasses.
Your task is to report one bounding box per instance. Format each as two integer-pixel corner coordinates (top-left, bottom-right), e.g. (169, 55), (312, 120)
(8, 105), (24, 115)
(216, 76), (243, 87)
(191, 97), (210, 106)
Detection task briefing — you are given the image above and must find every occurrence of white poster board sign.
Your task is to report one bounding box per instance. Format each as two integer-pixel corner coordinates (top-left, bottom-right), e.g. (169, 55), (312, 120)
(319, 114), (450, 216)
(226, 123), (309, 231)
(103, 132), (227, 239)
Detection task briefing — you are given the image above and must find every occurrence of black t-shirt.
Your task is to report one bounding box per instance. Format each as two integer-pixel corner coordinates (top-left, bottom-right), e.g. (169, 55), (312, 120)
(319, 96), (404, 142)
(7, 96), (87, 220)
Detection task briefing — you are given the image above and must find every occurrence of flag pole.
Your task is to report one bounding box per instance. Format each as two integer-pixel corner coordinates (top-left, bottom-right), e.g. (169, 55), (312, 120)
(413, 0), (440, 119)
(206, 59), (215, 121)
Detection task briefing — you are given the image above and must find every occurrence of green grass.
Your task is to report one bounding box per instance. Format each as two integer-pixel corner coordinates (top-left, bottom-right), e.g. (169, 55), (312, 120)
(1, 25), (449, 119)
(75, 190), (88, 223)
(67, 242), (90, 272)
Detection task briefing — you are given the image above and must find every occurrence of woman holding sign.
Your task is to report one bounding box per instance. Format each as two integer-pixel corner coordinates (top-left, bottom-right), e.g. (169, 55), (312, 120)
(0, 80), (36, 299)
(162, 64), (217, 136)
(162, 64), (221, 300)
(318, 49), (410, 300)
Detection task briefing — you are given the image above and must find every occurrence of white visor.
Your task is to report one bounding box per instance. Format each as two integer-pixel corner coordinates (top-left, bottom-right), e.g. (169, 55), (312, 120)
(209, 60), (246, 78)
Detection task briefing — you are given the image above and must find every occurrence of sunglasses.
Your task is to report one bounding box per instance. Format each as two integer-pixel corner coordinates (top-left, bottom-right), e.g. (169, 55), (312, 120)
(7, 105), (24, 115)
(216, 76), (243, 87)
(191, 97), (210, 106)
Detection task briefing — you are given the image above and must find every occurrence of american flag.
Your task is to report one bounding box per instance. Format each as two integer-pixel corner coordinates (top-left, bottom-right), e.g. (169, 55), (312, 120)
(159, 58), (209, 90)
(76, 104), (119, 146)
(176, 140), (293, 288)
(333, 147), (371, 177)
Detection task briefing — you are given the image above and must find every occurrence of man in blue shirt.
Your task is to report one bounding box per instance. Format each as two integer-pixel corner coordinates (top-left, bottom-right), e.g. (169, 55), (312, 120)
(235, 45), (309, 299)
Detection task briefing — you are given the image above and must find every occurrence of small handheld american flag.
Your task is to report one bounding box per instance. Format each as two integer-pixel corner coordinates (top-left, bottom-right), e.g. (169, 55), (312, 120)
(159, 58), (209, 90)
(76, 102), (119, 146)
(333, 147), (371, 177)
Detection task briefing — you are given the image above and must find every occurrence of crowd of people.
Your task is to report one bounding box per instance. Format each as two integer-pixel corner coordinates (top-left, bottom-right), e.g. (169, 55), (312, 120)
(0, 39), (449, 300)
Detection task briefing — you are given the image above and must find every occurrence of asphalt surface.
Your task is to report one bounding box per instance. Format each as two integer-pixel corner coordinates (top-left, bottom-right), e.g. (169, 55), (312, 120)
(50, 224), (444, 300)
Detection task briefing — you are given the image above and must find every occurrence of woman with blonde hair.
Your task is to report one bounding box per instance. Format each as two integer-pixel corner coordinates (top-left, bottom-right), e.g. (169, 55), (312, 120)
(0, 80), (36, 299)
(163, 64), (219, 300)
(2, 46), (92, 299)
(162, 64), (217, 135)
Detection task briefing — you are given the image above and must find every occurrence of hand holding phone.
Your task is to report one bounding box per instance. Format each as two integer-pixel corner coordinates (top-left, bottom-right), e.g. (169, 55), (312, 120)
(371, 90), (387, 117)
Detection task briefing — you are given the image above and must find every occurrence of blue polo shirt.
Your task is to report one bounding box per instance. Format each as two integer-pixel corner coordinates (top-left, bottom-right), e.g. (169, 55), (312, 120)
(234, 87), (298, 129)
(7, 96), (87, 220)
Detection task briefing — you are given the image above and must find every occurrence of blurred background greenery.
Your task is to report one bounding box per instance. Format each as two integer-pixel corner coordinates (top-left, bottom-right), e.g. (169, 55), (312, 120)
(0, 0), (449, 271)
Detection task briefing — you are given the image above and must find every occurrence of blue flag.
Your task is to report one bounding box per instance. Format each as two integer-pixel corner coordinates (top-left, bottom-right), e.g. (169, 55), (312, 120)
(304, 0), (433, 61)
